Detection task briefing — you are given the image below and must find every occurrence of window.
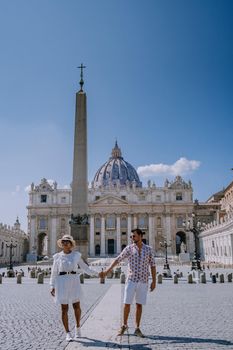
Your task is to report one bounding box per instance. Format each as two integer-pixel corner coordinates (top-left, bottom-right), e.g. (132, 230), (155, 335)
(176, 192), (182, 201)
(95, 196), (100, 201)
(39, 218), (47, 230)
(177, 217), (184, 228)
(95, 232), (100, 236)
(95, 217), (101, 229)
(61, 197), (66, 204)
(121, 217), (127, 229)
(156, 195), (161, 202)
(138, 215), (147, 229)
(139, 195), (146, 201)
(40, 195), (47, 203)
(106, 215), (116, 229)
(157, 217), (161, 227)
(121, 232), (126, 236)
(121, 196), (126, 200)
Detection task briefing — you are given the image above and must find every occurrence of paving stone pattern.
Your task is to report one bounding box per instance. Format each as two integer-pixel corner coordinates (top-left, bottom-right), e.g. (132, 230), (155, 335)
(122, 281), (233, 350)
(1, 265), (233, 350)
(0, 280), (110, 350)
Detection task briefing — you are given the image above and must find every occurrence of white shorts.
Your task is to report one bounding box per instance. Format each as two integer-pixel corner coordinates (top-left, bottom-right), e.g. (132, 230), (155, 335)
(123, 280), (148, 305)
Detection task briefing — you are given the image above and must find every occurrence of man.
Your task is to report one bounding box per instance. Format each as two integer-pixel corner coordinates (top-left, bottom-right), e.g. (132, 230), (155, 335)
(102, 228), (156, 337)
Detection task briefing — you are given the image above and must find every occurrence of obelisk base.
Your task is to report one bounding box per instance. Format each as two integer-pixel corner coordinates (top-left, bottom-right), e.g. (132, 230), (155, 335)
(70, 224), (89, 259)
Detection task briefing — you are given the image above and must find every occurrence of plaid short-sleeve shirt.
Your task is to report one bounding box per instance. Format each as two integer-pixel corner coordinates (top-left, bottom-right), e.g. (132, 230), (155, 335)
(115, 243), (156, 283)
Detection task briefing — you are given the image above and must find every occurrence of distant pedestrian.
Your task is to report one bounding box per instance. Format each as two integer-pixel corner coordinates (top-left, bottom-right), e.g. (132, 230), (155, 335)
(50, 234), (100, 342)
(101, 228), (156, 337)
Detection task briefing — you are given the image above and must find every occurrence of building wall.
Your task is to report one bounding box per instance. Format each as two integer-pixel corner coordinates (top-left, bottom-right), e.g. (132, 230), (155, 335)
(27, 177), (199, 257)
(199, 181), (233, 266)
(0, 220), (28, 266)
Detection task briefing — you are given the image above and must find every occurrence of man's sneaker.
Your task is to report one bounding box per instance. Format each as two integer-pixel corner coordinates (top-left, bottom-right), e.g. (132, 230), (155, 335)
(65, 332), (73, 342)
(117, 325), (128, 336)
(74, 326), (81, 339)
(134, 328), (145, 338)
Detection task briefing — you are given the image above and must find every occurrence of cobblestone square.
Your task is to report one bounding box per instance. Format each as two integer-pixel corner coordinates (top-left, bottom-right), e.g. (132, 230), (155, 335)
(1, 265), (233, 350)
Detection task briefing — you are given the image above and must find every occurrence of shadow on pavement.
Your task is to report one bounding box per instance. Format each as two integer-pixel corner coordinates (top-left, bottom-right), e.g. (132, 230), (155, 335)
(73, 335), (233, 349)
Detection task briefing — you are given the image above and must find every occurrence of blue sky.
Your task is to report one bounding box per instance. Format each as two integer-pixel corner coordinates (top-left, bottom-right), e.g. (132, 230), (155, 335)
(0, 0), (232, 230)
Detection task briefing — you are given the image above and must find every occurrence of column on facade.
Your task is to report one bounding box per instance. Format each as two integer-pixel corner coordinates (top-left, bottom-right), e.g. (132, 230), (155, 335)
(133, 215), (137, 229)
(230, 234), (233, 265)
(50, 217), (57, 256)
(116, 215), (121, 254)
(100, 215), (105, 256)
(30, 216), (36, 254)
(164, 214), (172, 254)
(127, 214), (132, 245)
(148, 214), (154, 249)
(90, 215), (95, 256)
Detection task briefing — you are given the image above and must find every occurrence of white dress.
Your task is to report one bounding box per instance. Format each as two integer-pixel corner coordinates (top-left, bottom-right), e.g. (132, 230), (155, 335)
(50, 251), (98, 305)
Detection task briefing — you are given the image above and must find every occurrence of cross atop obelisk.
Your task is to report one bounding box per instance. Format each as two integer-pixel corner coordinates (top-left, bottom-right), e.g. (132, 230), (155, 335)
(77, 63), (86, 91)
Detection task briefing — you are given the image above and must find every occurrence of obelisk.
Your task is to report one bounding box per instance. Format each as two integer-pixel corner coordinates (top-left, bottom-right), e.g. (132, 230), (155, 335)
(70, 63), (89, 258)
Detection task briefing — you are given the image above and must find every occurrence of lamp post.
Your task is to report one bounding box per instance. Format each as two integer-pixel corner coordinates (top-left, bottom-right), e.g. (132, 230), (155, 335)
(160, 239), (172, 277)
(6, 241), (17, 273)
(183, 214), (205, 270)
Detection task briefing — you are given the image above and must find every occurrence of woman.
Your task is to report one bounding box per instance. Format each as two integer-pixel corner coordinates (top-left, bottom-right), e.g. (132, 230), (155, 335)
(50, 234), (99, 342)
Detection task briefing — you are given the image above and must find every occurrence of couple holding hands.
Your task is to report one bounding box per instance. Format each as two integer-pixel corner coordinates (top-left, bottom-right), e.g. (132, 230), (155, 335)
(50, 228), (156, 342)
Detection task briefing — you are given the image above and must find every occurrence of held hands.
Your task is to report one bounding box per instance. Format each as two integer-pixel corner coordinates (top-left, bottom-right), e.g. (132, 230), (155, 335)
(50, 288), (55, 297)
(150, 281), (156, 292)
(99, 270), (107, 279)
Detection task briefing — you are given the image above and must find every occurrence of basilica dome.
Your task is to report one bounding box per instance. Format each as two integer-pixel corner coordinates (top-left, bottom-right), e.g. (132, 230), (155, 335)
(92, 142), (142, 188)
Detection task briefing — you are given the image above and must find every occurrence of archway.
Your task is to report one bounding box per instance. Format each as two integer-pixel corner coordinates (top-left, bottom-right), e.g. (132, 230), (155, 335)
(107, 239), (115, 255)
(176, 231), (186, 254)
(95, 244), (100, 255)
(37, 232), (48, 258)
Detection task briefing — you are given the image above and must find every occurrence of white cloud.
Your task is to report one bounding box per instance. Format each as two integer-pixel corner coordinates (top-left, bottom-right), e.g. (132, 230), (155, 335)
(137, 157), (201, 177)
(24, 185), (31, 193)
(11, 185), (21, 196)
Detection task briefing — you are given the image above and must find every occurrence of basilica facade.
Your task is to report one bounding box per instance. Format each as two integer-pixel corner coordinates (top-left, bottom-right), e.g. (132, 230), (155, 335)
(27, 142), (203, 259)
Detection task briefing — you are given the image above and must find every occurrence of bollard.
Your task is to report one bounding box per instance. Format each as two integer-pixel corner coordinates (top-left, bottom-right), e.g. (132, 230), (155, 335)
(212, 275), (217, 283)
(200, 273), (206, 284)
(174, 274), (178, 284)
(120, 272), (126, 284)
(216, 272), (219, 278)
(227, 273), (232, 283)
(180, 272), (183, 278)
(0, 274), (2, 284)
(219, 274), (224, 283)
(107, 271), (114, 279)
(37, 272), (44, 284)
(188, 274), (193, 284)
(157, 274), (162, 284)
(80, 274), (84, 284)
(17, 273), (22, 284)
(30, 270), (36, 278)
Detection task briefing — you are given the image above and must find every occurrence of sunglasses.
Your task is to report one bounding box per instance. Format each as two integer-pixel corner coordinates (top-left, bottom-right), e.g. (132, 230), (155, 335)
(61, 240), (71, 244)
